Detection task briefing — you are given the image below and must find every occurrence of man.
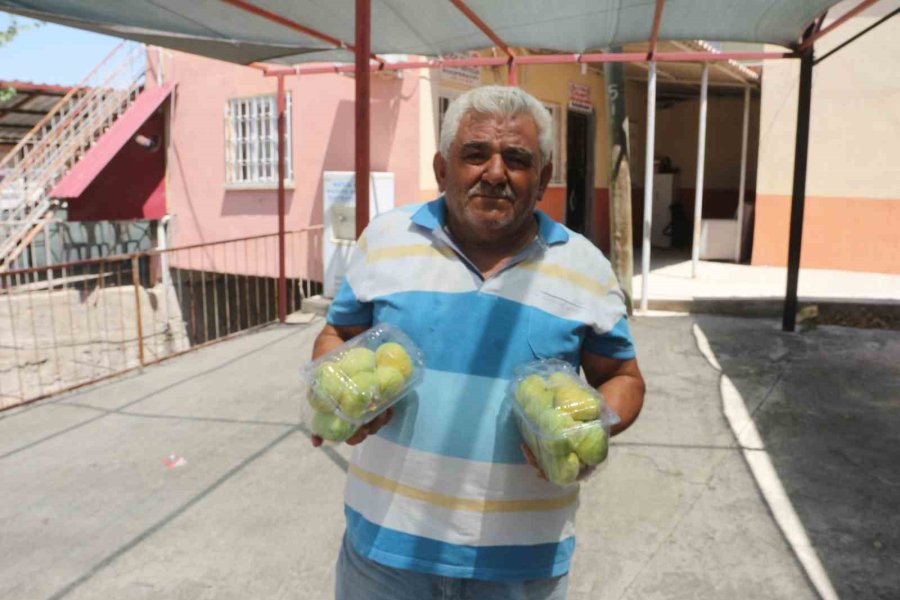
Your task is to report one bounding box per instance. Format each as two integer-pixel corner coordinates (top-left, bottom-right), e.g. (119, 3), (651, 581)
(311, 85), (645, 599)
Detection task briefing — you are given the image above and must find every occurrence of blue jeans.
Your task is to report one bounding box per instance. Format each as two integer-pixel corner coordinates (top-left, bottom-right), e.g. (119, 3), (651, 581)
(335, 534), (569, 600)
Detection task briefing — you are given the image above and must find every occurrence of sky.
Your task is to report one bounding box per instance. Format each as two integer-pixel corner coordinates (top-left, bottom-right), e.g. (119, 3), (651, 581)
(1, 14), (123, 86)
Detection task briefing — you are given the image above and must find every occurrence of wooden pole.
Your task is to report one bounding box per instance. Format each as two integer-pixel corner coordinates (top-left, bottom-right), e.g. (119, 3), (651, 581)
(603, 53), (634, 313)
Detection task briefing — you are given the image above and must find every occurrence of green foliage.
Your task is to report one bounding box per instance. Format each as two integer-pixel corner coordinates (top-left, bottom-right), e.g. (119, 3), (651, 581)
(1, 17), (45, 102)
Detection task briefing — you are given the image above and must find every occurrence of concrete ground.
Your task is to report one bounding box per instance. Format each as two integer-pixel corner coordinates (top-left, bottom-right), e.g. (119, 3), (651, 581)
(633, 248), (900, 302)
(0, 314), (897, 600)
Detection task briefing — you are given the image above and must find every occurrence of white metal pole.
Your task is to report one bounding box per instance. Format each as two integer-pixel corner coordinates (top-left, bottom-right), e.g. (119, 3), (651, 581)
(691, 63), (709, 278)
(641, 61), (657, 312)
(734, 86), (751, 262)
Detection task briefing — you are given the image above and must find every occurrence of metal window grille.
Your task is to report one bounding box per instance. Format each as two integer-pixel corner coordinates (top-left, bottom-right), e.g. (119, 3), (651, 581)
(225, 94), (293, 185)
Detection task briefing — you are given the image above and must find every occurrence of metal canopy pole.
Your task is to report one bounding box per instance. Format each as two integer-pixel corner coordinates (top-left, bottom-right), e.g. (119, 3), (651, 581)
(691, 63), (709, 278)
(276, 74), (287, 323)
(640, 61), (657, 312)
(355, 0), (371, 238)
(783, 48), (815, 332)
(734, 85), (751, 262)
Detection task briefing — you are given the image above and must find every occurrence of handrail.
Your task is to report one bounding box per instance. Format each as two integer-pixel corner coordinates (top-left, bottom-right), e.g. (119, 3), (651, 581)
(1, 227), (324, 278)
(0, 40), (126, 173)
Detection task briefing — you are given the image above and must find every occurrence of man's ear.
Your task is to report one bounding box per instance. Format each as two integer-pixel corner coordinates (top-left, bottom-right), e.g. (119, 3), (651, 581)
(433, 152), (447, 192)
(538, 159), (553, 196)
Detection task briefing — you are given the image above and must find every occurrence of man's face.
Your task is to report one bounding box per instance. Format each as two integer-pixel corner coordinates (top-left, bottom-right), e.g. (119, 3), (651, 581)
(434, 110), (553, 242)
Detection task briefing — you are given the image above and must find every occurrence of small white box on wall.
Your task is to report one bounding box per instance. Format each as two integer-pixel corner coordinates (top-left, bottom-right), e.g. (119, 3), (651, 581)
(699, 219), (739, 261)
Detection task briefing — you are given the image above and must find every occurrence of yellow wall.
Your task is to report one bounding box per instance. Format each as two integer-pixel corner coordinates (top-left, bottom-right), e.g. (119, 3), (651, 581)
(655, 95), (760, 190)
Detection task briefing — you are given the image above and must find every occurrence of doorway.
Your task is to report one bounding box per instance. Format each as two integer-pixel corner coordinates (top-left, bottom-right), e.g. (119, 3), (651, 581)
(565, 110), (594, 235)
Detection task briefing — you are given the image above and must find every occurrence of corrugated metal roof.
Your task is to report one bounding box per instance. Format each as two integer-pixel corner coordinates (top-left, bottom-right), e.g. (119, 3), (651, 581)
(0, 80), (72, 145)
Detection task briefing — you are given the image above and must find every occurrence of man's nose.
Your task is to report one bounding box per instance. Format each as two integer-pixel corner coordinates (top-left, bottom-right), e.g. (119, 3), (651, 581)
(481, 153), (507, 187)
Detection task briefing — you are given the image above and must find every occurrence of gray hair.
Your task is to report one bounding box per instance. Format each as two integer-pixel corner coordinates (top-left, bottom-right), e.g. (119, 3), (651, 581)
(439, 86), (554, 168)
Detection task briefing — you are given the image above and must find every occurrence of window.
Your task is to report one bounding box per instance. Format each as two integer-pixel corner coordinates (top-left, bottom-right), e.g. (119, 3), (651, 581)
(225, 94), (293, 186)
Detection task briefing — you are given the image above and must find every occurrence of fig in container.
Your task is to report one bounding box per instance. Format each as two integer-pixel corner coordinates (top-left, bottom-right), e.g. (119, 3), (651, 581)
(302, 324), (425, 444)
(508, 359), (618, 486)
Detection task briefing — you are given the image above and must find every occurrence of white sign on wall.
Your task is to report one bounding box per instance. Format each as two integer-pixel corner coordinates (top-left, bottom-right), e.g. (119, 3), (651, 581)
(322, 171), (395, 298)
(441, 52), (482, 86)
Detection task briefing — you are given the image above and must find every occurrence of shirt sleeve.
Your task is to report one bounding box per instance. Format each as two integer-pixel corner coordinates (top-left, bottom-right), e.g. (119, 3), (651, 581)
(583, 315), (636, 360)
(326, 278), (373, 326)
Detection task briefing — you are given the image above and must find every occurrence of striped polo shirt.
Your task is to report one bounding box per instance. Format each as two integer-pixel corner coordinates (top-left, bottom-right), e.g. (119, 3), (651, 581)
(326, 197), (635, 581)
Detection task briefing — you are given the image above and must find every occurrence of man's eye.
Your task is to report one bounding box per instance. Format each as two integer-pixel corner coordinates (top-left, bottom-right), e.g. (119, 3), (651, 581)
(505, 154), (531, 168)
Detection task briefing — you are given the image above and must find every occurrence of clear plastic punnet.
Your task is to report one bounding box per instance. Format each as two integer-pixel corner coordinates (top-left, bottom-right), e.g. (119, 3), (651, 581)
(507, 359), (620, 487)
(300, 323), (425, 443)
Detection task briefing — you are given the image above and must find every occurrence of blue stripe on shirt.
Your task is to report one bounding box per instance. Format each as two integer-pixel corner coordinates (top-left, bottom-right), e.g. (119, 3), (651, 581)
(376, 369), (523, 463)
(372, 290), (586, 377)
(345, 505), (575, 581)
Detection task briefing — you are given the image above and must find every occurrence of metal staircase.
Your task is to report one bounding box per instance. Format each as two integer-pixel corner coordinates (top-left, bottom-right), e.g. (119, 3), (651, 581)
(0, 42), (146, 271)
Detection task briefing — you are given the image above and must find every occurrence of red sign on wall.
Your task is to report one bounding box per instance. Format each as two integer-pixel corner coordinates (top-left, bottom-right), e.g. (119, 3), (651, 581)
(568, 82), (593, 113)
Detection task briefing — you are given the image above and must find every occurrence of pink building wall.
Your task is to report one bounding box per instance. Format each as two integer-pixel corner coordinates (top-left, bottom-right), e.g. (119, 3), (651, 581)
(149, 51), (421, 281)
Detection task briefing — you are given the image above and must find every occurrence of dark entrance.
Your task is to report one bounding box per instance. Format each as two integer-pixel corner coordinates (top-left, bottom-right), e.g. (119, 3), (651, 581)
(565, 110), (593, 235)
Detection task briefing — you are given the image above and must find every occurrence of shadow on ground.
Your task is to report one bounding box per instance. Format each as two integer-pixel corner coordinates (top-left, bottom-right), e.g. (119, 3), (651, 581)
(694, 315), (900, 600)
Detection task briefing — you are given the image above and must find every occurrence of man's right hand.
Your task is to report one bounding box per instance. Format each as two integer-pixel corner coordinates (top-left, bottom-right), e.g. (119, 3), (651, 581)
(311, 407), (394, 448)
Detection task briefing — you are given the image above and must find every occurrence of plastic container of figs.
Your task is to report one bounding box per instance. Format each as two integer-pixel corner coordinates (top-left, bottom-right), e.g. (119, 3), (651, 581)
(300, 323), (425, 443)
(507, 359), (620, 487)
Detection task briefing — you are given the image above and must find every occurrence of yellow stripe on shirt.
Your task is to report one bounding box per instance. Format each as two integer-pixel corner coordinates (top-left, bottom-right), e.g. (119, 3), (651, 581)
(349, 464), (579, 513)
(519, 261), (616, 298)
(366, 244), (455, 264)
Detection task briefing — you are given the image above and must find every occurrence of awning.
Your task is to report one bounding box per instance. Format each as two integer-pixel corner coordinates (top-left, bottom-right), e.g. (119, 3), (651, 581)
(0, 80), (72, 146)
(50, 83), (172, 199)
(0, 1), (845, 67)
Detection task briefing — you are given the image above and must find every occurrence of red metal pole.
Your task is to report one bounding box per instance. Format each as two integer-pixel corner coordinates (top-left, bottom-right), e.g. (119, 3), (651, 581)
(507, 57), (517, 86)
(647, 0), (666, 60)
(262, 51), (791, 77)
(217, 0), (384, 64)
(355, 0), (371, 239)
(277, 74), (287, 323)
(450, 0), (515, 58)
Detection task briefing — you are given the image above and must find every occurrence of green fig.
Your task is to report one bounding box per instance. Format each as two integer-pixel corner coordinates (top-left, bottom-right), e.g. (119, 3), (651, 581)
(574, 426), (608, 466)
(311, 411), (356, 442)
(547, 452), (581, 486)
(548, 371), (577, 389)
(339, 371), (377, 418)
(375, 365), (405, 400)
(313, 361), (346, 405)
(537, 408), (576, 456)
(375, 342), (413, 378)
(338, 347), (377, 376)
(554, 385), (600, 421)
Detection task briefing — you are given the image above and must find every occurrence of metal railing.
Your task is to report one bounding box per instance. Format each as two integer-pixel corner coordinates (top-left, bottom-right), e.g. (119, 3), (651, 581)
(0, 42), (146, 266)
(0, 227), (323, 410)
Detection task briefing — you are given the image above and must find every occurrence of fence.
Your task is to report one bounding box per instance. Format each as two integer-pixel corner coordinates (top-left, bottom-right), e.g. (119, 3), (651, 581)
(0, 228), (322, 410)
